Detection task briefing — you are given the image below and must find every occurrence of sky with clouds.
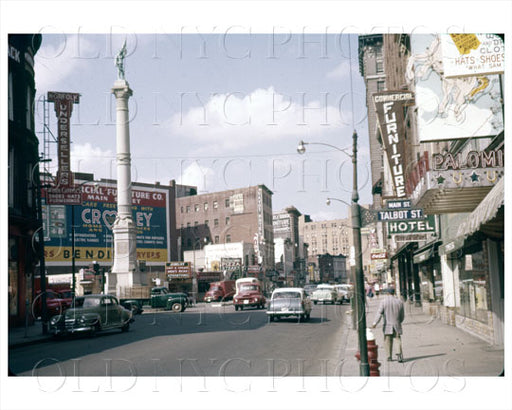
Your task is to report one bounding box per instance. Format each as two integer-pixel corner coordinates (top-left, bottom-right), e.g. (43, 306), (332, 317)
(34, 32), (372, 221)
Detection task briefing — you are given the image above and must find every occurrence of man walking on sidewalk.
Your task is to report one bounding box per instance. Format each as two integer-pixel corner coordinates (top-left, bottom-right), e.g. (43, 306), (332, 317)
(371, 288), (405, 362)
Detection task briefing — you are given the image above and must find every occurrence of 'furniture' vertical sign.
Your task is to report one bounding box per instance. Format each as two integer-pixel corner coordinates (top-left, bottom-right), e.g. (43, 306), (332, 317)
(373, 91), (414, 198)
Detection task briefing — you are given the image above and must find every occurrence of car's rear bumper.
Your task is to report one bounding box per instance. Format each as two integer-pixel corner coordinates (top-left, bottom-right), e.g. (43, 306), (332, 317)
(267, 310), (304, 316)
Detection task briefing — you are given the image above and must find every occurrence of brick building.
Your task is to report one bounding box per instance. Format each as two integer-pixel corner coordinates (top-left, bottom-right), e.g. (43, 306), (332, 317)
(176, 185), (275, 272)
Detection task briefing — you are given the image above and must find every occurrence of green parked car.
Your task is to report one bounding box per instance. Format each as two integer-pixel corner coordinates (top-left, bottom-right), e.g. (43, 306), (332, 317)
(49, 294), (133, 337)
(165, 293), (188, 312)
(150, 287), (188, 311)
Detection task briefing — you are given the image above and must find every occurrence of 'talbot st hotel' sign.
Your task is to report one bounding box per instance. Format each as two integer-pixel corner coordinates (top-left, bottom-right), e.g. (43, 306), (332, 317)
(373, 91), (415, 198)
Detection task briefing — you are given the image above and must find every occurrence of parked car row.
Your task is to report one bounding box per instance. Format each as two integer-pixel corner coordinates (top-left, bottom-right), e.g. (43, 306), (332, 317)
(47, 283), (352, 337)
(310, 283), (353, 305)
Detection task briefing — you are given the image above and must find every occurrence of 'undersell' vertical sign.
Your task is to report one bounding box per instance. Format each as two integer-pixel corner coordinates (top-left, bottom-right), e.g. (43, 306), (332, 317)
(47, 92), (80, 187)
(373, 91), (414, 198)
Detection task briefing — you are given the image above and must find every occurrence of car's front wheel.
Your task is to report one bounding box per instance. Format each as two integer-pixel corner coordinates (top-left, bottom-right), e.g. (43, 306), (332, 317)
(171, 302), (183, 312)
(121, 321), (130, 332)
(89, 323), (100, 337)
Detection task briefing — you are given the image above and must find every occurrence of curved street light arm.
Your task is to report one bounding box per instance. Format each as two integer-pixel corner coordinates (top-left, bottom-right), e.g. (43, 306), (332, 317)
(297, 140), (353, 159)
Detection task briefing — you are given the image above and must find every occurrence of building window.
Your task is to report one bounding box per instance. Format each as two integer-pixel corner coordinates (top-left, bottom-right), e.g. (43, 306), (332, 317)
(180, 206), (184, 213)
(186, 222), (191, 228)
(225, 198), (230, 207)
(225, 217), (230, 225)
(186, 205), (191, 213)
(214, 219), (219, 227)
(213, 201), (218, 209)
(194, 221), (199, 227)
(377, 80), (386, 92)
(214, 236), (219, 244)
(204, 202), (208, 211)
(376, 59), (384, 74)
(226, 234), (231, 243)
(195, 204), (200, 212)
(205, 220), (209, 226)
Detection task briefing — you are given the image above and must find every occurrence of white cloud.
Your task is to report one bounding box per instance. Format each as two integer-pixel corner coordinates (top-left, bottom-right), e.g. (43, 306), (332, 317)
(35, 34), (105, 93)
(71, 143), (115, 179)
(176, 162), (216, 194)
(168, 86), (351, 154)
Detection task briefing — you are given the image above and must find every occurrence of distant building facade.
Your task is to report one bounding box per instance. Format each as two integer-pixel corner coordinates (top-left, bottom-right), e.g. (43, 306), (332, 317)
(176, 185), (275, 272)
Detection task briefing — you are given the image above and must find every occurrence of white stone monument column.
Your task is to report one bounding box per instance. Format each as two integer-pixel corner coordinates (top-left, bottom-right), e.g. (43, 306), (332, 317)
(108, 42), (145, 297)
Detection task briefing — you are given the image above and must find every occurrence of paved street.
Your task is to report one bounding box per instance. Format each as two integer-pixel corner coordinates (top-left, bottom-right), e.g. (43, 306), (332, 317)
(9, 303), (351, 377)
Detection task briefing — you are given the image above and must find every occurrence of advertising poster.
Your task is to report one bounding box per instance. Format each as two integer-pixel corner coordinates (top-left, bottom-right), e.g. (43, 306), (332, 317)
(42, 182), (169, 265)
(407, 34), (504, 142)
(441, 34), (505, 78)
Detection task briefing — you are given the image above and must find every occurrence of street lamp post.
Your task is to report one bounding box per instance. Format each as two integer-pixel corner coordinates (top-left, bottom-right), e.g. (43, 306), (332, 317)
(326, 197), (356, 331)
(298, 130), (370, 377)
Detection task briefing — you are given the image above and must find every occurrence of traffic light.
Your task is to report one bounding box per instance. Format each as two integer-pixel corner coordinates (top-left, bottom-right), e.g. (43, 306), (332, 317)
(93, 261), (100, 275)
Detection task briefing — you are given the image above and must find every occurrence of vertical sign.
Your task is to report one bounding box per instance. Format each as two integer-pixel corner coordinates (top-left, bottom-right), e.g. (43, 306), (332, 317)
(47, 92), (80, 188)
(373, 91), (415, 198)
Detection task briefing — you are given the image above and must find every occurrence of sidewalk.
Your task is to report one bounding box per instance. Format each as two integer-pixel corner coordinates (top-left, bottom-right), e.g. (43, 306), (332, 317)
(7, 322), (52, 349)
(340, 296), (504, 377)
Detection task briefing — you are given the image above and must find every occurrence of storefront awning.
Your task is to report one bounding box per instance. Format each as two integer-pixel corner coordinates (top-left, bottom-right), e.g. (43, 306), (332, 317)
(411, 168), (504, 214)
(413, 241), (441, 264)
(456, 177), (504, 239)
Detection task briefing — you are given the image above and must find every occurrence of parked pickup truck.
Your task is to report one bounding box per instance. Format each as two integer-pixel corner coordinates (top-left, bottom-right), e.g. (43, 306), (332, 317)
(204, 280), (236, 302)
(120, 287), (188, 312)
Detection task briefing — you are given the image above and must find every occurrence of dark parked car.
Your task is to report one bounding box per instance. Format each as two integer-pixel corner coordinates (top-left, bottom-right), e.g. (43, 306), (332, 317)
(49, 294), (133, 337)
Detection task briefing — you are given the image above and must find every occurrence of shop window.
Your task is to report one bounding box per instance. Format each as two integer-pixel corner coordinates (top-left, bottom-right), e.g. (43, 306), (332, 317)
(458, 243), (489, 324)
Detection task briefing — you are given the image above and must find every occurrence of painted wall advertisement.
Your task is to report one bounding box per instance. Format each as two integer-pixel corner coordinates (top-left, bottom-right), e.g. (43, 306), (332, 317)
(42, 182), (169, 265)
(407, 34), (504, 142)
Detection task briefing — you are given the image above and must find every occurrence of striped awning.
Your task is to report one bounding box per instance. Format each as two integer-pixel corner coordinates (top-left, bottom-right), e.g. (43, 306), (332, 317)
(456, 177), (504, 238)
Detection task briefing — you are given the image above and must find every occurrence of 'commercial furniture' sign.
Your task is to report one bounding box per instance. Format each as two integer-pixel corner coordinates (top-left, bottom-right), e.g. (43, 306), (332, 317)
(373, 91), (415, 198)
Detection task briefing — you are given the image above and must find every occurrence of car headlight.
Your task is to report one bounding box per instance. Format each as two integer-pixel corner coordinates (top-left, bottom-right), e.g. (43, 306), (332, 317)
(50, 315), (62, 325)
